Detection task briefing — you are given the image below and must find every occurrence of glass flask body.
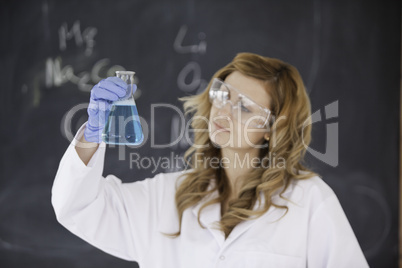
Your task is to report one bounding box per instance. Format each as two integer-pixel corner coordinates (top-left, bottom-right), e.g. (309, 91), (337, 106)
(102, 71), (144, 145)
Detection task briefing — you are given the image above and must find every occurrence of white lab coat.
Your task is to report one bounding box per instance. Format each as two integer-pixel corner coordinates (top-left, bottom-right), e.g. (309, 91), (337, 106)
(51, 123), (369, 268)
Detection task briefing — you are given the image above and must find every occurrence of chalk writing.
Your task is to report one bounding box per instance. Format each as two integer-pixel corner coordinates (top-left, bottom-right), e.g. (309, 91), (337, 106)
(174, 25), (207, 54)
(45, 57), (125, 92)
(170, 25), (207, 156)
(59, 21), (97, 56)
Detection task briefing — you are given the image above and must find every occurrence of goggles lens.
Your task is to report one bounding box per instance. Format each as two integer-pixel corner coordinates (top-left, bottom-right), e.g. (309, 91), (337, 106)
(209, 78), (273, 128)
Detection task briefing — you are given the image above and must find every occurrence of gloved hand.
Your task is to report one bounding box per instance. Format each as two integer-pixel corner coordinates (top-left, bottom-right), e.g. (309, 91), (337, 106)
(84, 77), (137, 143)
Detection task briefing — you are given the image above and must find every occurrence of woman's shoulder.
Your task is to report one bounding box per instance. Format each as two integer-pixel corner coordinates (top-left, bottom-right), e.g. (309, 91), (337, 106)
(281, 171), (338, 209)
(143, 168), (192, 187)
(295, 173), (335, 198)
(122, 169), (191, 197)
(154, 168), (192, 179)
(272, 172), (336, 208)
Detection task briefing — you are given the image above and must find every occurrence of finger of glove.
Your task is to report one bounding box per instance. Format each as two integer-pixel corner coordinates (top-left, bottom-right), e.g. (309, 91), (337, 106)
(99, 77), (127, 97)
(105, 76), (127, 88)
(92, 78), (127, 101)
(92, 84), (122, 102)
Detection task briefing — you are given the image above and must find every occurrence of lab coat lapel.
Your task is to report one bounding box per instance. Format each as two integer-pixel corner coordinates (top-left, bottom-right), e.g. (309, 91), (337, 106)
(191, 185), (273, 248)
(225, 192), (266, 242)
(226, 185), (295, 243)
(191, 180), (225, 248)
(191, 180), (295, 248)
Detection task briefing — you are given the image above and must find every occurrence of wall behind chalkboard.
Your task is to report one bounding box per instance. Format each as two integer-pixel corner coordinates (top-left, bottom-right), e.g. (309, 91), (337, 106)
(0, 0), (399, 267)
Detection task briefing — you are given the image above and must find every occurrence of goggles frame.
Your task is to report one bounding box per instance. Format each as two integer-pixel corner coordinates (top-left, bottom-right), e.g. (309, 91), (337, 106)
(208, 78), (274, 129)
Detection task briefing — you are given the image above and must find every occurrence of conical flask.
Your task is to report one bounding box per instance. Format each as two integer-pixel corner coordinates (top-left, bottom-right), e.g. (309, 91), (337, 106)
(102, 71), (144, 145)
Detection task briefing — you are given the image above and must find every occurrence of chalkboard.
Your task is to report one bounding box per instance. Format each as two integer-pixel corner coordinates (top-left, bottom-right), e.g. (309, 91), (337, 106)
(0, 0), (399, 267)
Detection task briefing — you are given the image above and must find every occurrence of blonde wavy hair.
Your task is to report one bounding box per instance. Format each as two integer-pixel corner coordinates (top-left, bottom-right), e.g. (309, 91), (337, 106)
(164, 52), (319, 239)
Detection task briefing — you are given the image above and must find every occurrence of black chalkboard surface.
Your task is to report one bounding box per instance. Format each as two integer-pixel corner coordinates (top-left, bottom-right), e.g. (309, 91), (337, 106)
(0, 0), (400, 267)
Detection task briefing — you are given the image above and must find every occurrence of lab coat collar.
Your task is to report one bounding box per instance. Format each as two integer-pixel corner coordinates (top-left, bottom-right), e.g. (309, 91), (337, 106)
(191, 178), (293, 249)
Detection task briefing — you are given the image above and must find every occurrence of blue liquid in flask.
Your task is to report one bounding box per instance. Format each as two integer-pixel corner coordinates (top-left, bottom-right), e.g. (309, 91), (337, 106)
(102, 103), (144, 145)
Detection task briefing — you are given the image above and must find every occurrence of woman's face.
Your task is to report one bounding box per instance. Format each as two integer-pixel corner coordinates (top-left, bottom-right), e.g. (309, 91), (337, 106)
(208, 71), (272, 150)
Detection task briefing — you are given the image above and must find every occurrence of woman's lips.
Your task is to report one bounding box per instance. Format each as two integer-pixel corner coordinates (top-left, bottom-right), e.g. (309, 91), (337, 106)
(213, 122), (230, 132)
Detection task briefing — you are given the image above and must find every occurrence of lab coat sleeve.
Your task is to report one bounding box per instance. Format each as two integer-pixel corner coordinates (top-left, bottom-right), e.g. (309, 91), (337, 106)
(306, 194), (369, 268)
(51, 122), (164, 262)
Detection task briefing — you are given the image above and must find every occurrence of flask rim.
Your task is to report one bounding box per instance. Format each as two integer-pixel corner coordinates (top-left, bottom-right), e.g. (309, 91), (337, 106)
(116, 71), (135, 76)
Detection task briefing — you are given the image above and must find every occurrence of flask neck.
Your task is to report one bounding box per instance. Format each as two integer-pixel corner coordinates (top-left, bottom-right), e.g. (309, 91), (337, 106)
(115, 71), (135, 101)
(116, 71), (135, 84)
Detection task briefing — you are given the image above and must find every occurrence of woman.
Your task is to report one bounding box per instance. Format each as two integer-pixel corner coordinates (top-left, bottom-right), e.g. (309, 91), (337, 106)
(52, 53), (369, 267)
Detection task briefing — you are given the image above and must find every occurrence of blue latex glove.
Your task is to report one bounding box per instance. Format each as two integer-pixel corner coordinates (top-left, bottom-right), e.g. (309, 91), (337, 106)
(84, 77), (137, 143)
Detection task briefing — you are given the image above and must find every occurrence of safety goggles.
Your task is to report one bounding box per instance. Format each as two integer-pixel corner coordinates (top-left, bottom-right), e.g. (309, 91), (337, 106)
(209, 78), (273, 129)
